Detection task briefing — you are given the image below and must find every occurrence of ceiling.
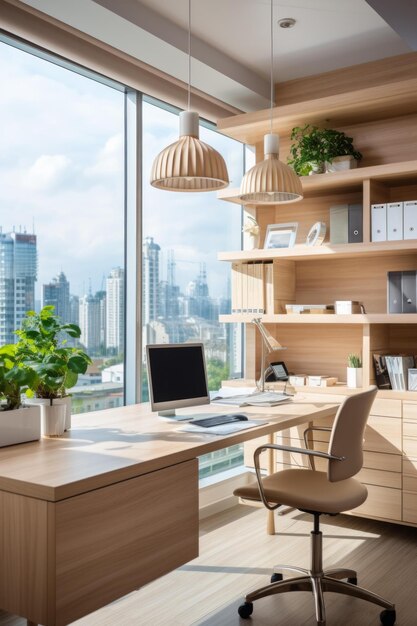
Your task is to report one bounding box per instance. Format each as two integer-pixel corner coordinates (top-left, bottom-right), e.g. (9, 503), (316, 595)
(19, 0), (411, 112)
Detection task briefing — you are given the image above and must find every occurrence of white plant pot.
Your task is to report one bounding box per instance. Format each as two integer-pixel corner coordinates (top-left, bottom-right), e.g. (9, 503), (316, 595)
(0, 405), (41, 447)
(25, 396), (71, 428)
(347, 367), (363, 389)
(246, 233), (260, 250)
(325, 155), (357, 173)
(42, 403), (66, 437)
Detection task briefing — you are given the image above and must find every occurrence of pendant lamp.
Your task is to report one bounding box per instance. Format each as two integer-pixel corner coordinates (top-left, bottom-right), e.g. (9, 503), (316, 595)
(150, 0), (229, 192)
(238, 0), (303, 204)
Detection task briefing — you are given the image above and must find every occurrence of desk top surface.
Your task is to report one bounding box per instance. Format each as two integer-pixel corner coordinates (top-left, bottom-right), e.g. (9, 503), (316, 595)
(0, 396), (339, 502)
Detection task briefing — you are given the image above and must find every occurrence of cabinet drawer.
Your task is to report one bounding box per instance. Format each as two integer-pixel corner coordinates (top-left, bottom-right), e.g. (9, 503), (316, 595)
(371, 398), (401, 418)
(403, 401), (417, 421)
(403, 421), (417, 438)
(403, 438), (417, 457)
(403, 475), (417, 493)
(363, 450), (402, 473)
(403, 492), (417, 524)
(363, 416), (402, 454)
(403, 457), (417, 476)
(356, 468), (401, 489)
(351, 485), (401, 521)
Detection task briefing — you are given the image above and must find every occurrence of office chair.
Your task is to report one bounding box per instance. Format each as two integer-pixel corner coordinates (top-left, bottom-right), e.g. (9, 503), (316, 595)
(233, 386), (396, 626)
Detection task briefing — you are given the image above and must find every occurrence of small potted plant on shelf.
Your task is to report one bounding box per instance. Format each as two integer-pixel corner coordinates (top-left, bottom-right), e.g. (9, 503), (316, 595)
(242, 215), (260, 249)
(0, 344), (41, 447)
(288, 125), (362, 176)
(17, 306), (91, 436)
(347, 354), (363, 389)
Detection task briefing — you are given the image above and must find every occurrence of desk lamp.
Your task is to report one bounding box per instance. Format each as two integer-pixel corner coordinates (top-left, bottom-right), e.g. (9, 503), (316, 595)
(252, 318), (286, 393)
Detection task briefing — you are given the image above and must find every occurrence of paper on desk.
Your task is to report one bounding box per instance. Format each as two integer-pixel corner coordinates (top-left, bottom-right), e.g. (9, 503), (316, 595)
(179, 420), (267, 435)
(211, 391), (292, 407)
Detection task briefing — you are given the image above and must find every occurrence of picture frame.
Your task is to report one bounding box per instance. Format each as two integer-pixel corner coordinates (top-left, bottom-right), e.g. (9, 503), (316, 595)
(264, 222), (298, 249)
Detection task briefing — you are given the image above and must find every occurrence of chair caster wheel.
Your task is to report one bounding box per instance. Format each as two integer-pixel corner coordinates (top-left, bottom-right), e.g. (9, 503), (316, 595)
(270, 573), (283, 583)
(380, 609), (396, 625)
(347, 577), (357, 585)
(238, 602), (253, 619)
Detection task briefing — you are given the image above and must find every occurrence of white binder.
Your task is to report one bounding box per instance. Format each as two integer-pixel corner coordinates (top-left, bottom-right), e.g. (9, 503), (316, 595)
(387, 202), (403, 241)
(371, 204), (387, 242)
(404, 200), (417, 240)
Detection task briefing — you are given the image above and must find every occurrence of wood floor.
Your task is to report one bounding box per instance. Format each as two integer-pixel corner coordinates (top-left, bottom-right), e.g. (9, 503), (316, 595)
(1, 505), (416, 625)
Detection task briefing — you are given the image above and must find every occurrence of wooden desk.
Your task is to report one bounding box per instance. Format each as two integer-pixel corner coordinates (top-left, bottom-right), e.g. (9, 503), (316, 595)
(0, 398), (338, 626)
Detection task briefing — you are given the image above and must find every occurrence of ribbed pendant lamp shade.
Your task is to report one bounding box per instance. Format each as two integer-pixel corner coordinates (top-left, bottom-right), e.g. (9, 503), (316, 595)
(239, 133), (303, 204)
(150, 111), (229, 192)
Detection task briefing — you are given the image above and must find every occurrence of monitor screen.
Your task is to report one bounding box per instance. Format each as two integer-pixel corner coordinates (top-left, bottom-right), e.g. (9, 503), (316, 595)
(146, 343), (210, 413)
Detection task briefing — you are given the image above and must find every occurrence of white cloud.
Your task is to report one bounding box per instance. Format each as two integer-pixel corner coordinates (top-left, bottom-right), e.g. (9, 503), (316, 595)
(25, 155), (72, 191)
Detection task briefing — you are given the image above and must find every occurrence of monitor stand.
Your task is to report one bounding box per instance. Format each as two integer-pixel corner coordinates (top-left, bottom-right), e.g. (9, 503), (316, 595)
(157, 410), (190, 421)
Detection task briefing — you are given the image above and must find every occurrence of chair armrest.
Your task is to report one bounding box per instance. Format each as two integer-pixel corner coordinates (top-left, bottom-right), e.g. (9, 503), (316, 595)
(252, 443), (345, 512)
(303, 426), (333, 470)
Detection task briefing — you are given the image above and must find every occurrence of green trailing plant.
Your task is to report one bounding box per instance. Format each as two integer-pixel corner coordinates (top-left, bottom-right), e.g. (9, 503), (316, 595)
(0, 344), (37, 411)
(347, 354), (362, 368)
(16, 306), (92, 403)
(288, 125), (362, 176)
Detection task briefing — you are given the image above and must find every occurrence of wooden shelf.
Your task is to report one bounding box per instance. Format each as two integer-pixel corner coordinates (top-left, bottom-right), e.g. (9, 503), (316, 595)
(218, 159), (417, 205)
(218, 239), (417, 263)
(220, 313), (417, 325)
(217, 79), (417, 144)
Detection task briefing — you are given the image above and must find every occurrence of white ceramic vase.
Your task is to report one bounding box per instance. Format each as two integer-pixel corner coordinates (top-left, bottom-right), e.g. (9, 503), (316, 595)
(0, 405), (41, 447)
(25, 397), (68, 436)
(247, 233), (260, 250)
(42, 403), (66, 437)
(347, 367), (363, 389)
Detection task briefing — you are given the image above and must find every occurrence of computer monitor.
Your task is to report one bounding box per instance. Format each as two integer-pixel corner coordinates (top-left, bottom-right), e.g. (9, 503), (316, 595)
(146, 343), (210, 418)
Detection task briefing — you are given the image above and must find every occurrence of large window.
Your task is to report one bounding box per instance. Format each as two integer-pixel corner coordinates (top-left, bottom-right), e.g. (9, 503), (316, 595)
(0, 40), (125, 413)
(142, 98), (244, 478)
(0, 38), (245, 479)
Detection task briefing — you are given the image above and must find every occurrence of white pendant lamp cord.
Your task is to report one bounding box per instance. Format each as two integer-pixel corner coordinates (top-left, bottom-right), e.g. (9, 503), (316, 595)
(188, 0), (191, 111)
(270, 0), (273, 136)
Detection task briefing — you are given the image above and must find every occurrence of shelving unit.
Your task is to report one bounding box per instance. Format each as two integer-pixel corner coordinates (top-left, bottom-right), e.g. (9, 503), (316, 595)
(216, 55), (417, 526)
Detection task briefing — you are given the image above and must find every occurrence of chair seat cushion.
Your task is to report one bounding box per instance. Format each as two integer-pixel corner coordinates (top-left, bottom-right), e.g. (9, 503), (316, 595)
(234, 469), (368, 514)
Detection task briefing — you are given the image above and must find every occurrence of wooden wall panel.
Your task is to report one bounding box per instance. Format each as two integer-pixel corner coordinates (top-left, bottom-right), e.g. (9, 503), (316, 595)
(276, 53), (417, 105)
(265, 324), (363, 382)
(295, 254), (417, 313)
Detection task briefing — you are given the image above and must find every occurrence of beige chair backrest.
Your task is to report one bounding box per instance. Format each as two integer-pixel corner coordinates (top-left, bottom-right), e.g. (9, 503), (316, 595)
(327, 386), (377, 482)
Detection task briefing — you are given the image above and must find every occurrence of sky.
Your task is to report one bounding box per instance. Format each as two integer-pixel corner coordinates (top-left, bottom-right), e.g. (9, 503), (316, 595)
(0, 40), (243, 302)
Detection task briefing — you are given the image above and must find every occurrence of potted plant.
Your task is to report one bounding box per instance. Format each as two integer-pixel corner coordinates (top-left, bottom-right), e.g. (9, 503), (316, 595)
(17, 306), (91, 436)
(288, 125), (362, 176)
(347, 354), (363, 389)
(0, 344), (41, 447)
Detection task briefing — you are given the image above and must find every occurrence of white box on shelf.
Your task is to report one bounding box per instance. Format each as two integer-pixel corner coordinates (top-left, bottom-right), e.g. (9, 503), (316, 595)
(371, 204), (387, 241)
(387, 202), (403, 241)
(403, 200), (417, 240)
(408, 369), (417, 391)
(335, 300), (362, 314)
(289, 375), (306, 386)
(307, 376), (338, 387)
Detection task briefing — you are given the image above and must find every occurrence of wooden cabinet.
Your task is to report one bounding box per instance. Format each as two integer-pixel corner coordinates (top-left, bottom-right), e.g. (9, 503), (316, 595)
(402, 401), (417, 523)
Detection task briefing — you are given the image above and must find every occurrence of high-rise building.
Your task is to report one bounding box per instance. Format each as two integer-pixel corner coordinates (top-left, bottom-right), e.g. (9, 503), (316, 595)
(143, 237), (160, 325)
(79, 292), (101, 353)
(69, 294), (79, 326)
(0, 231), (37, 345)
(43, 272), (70, 321)
(106, 267), (124, 353)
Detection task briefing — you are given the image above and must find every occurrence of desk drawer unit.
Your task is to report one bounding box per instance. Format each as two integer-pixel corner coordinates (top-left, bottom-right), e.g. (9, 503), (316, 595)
(403, 402), (417, 523)
(0, 459), (199, 626)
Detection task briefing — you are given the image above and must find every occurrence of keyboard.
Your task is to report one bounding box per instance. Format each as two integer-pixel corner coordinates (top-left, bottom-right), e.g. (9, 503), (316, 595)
(191, 413), (248, 428)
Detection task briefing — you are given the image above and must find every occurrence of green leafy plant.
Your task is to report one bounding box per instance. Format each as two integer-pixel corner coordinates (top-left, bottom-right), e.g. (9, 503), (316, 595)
(0, 344), (37, 411)
(288, 125), (362, 176)
(16, 306), (92, 403)
(347, 354), (362, 368)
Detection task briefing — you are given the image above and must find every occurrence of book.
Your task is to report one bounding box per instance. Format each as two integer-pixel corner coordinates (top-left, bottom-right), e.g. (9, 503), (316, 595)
(372, 354), (391, 390)
(385, 355), (414, 391)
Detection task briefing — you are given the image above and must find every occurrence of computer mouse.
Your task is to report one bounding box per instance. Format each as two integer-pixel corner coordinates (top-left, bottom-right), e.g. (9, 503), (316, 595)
(231, 413), (248, 421)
